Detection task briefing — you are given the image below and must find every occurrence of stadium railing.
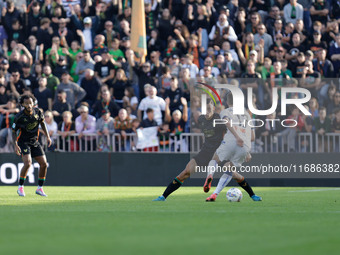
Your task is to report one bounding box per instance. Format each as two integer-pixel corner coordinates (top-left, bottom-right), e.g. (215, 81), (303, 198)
(4, 132), (340, 153)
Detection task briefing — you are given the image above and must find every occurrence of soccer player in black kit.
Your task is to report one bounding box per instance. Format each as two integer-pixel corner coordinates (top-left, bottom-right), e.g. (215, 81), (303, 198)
(12, 95), (52, 197)
(153, 99), (225, 201)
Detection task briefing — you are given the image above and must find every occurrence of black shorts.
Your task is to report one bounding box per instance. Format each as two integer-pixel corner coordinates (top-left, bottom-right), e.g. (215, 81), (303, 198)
(193, 145), (218, 167)
(18, 141), (45, 158)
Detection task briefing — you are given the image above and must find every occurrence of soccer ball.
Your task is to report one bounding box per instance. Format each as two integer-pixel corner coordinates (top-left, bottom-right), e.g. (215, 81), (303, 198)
(226, 188), (243, 202)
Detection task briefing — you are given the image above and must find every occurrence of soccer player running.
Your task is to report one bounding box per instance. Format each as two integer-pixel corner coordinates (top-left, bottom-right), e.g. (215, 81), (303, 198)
(204, 93), (262, 202)
(12, 95), (52, 197)
(153, 99), (225, 201)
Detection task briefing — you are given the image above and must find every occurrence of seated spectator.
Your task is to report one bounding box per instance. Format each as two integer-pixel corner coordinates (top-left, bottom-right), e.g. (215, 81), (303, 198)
(254, 23), (273, 57)
(75, 105), (96, 151)
(222, 51), (241, 79)
(108, 38), (124, 60)
(33, 77), (53, 112)
(52, 89), (72, 125)
(138, 86), (166, 125)
(57, 111), (76, 151)
(0, 83), (9, 105)
(181, 54), (199, 78)
(92, 88), (120, 119)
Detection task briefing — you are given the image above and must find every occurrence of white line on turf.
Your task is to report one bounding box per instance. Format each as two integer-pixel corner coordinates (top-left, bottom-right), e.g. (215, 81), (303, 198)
(288, 188), (340, 193)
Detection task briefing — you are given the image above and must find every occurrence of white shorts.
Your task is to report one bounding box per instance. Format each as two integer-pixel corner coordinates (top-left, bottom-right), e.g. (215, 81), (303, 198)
(216, 140), (249, 167)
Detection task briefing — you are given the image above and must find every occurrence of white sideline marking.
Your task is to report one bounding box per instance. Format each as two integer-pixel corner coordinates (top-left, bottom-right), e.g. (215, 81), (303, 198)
(288, 188), (340, 193)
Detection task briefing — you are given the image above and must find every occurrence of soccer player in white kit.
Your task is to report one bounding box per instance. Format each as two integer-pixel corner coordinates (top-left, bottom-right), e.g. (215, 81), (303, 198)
(203, 93), (262, 202)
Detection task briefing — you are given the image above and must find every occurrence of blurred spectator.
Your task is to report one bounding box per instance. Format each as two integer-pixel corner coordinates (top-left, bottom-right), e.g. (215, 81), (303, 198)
(222, 51), (241, 78)
(75, 50), (95, 82)
(9, 70), (26, 98)
(110, 68), (130, 108)
(138, 86), (166, 125)
(314, 106), (331, 151)
(92, 88), (120, 119)
(94, 49), (115, 84)
(96, 108), (115, 152)
(114, 108), (132, 151)
(164, 76), (183, 114)
(80, 69), (101, 108)
(57, 111), (76, 151)
(43, 110), (58, 150)
(284, 0), (303, 25)
(54, 71), (86, 109)
(52, 89), (72, 124)
(75, 105), (96, 151)
(33, 77), (53, 112)
(326, 91), (340, 117)
(122, 87), (138, 115)
(332, 108), (340, 133)
(42, 65), (60, 98)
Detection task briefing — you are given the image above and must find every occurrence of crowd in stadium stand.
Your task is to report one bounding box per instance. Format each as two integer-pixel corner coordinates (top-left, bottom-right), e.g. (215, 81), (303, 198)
(0, 0), (340, 153)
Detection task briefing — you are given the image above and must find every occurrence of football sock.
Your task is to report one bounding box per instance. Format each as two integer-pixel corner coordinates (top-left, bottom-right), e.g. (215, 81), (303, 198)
(213, 173), (232, 195)
(38, 178), (45, 187)
(207, 160), (217, 178)
(162, 177), (183, 199)
(19, 176), (26, 186)
(237, 178), (255, 197)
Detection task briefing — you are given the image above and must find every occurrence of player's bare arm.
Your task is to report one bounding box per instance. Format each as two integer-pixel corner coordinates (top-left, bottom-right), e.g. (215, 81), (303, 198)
(40, 121), (52, 147)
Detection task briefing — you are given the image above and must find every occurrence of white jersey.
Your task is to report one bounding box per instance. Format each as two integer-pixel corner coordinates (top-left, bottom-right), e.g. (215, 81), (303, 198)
(220, 107), (252, 149)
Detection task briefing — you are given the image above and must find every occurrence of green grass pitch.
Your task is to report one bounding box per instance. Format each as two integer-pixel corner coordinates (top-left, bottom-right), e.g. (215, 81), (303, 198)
(0, 186), (339, 255)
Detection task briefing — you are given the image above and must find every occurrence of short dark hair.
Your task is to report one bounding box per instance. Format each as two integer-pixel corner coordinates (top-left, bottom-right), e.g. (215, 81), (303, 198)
(19, 94), (36, 105)
(146, 108), (154, 114)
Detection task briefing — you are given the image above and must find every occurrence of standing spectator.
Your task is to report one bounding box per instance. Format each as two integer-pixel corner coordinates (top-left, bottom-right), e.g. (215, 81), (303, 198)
(114, 108), (132, 151)
(138, 86), (166, 125)
(96, 108), (115, 151)
(57, 111), (76, 151)
(139, 108), (159, 152)
(43, 110), (58, 150)
(52, 89), (71, 124)
(331, 108), (340, 133)
(123, 87), (139, 115)
(164, 76), (183, 114)
(314, 107), (331, 151)
(310, 0), (329, 25)
(182, 54), (199, 78)
(54, 71), (86, 109)
(42, 65), (60, 98)
(254, 24), (273, 57)
(326, 91), (340, 116)
(92, 89), (120, 119)
(9, 70), (27, 98)
(75, 105), (96, 151)
(329, 33), (340, 77)
(94, 49), (115, 84)
(33, 77), (53, 112)
(36, 18), (54, 50)
(80, 69), (101, 108)
(284, 0), (304, 25)
(209, 13), (237, 47)
(75, 50), (95, 83)
(223, 51), (241, 78)
(110, 68), (130, 108)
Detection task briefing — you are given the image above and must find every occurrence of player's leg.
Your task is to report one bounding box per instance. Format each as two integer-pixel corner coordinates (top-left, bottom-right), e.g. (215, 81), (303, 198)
(232, 171), (262, 201)
(153, 158), (197, 201)
(206, 161), (234, 201)
(33, 144), (48, 197)
(203, 153), (221, 191)
(17, 153), (32, 197)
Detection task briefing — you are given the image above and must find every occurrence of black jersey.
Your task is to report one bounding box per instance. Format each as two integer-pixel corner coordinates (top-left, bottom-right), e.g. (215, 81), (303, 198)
(12, 108), (44, 144)
(198, 113), (225, 149)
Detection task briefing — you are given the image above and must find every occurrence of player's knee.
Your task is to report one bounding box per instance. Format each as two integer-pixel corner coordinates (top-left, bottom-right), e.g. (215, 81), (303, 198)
(24, 160), (32, 168)
(40, 161), (47, 169)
